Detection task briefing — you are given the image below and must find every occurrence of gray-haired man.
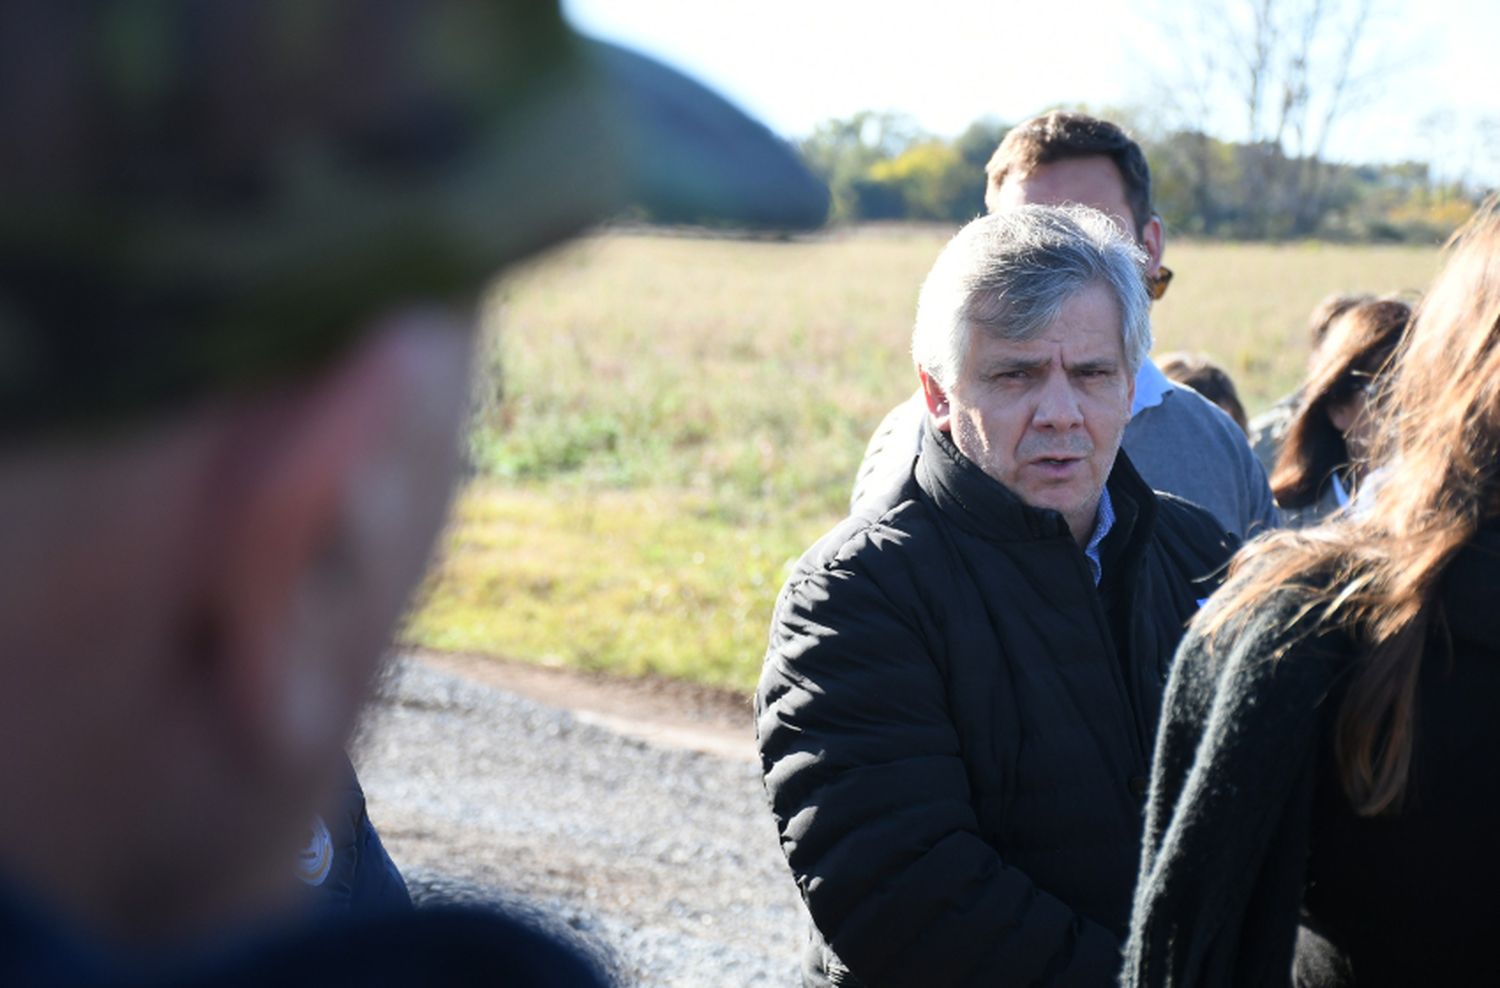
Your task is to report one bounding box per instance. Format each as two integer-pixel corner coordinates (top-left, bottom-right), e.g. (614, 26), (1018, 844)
(757, 207), (1235, 987)
(851, 111), (1279, 539)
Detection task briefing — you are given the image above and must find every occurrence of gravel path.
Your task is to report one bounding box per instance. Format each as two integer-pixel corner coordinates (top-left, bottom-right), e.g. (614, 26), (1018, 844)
(353, 658), (807, 986)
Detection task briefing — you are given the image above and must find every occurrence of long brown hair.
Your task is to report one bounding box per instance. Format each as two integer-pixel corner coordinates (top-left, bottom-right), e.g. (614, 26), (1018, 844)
(1204, 198), (1500, 816)
(1270, 298), (1411, 507)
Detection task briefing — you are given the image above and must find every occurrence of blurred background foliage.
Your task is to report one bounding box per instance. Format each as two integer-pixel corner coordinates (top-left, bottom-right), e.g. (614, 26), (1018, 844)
(796, 108), (1483, 242)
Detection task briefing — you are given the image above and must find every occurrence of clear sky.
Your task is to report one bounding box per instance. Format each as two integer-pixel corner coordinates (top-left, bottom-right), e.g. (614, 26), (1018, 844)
(564, 0), (1500, 186)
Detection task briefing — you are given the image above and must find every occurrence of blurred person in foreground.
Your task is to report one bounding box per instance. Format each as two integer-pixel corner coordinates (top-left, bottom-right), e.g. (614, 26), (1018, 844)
(1155, 352), (1248, 433)
(757, 206), (1235, 988)
(1247, 292), (1373, 474)
(852, 111), (1278, 538)
(0, 1), (825, 984)
(1125, 200), (1500, 987)
(1268, 298), (1411, 528)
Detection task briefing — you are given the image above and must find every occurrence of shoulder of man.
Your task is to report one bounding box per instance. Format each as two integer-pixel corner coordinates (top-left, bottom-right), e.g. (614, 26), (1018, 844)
(1145, 380), (1251, 450)
(1130, 381), (1280, 536)
(781, 486), (930, 602)
(762, 482), (942, 709)
(1149, 490), (1241, 594)
(849, 391), (927, 515)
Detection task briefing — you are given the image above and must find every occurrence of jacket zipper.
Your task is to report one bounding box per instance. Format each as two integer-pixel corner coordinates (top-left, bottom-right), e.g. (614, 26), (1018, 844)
(1067, 543), (1150, 773)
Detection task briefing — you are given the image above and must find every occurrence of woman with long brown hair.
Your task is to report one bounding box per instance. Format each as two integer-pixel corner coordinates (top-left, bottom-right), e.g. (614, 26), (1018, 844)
(1125, 199), (1500, 987)
(1270, 297), (1411, 527)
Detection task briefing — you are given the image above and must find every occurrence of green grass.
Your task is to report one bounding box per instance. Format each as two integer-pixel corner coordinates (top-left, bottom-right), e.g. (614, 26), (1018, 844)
(406, 485), (827, 688)
(405, 228), (1444, 692)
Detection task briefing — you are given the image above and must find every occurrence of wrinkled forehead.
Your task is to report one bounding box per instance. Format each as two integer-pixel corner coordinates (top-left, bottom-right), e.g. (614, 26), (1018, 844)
(966, 282), (1127, 362)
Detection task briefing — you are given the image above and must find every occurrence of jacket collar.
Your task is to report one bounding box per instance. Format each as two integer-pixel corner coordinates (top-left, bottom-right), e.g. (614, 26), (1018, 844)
(914, 417), (1158, 554)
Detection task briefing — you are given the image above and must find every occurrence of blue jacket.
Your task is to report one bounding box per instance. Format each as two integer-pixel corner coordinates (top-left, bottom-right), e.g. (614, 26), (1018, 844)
(300, 757), (412, 914)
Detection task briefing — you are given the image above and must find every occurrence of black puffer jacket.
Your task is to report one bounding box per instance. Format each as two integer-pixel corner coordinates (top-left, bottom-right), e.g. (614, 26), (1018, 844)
(757, 423), (1235, 988)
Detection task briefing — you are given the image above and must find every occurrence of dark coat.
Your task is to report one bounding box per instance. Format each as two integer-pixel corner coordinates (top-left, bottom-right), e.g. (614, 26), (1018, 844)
(0, 877), (611, 987)
(757, 423), (1235, 988)
(314, 758), (412, 914)
(1125, 523), (1500, 988)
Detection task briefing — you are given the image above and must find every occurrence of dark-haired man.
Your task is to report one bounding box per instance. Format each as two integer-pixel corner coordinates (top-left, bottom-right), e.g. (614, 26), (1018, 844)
(0, 1), (825, 984)
(851, 111), (1278, 539)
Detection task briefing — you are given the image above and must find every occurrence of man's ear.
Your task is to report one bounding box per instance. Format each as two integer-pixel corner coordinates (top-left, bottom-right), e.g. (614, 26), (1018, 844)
(1141, 215), (1165, 277)
(201, 317), (471, 775)
(918, 367), (953, 433)
(206, 334), (401, 772)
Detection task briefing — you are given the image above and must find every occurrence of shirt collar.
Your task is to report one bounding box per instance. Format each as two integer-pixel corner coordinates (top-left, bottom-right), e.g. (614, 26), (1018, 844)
(1083, 484), (1116, 586)
(1132, 359), (1175, 415)
(1330, 470), (1350, 508)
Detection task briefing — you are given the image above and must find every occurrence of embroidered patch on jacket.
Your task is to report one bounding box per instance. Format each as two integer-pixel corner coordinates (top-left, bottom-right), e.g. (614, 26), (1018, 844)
(296, 815), (334, 887)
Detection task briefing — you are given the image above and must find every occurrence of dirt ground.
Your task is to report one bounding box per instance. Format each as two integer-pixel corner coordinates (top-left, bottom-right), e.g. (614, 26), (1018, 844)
(414, 650), (757, 763)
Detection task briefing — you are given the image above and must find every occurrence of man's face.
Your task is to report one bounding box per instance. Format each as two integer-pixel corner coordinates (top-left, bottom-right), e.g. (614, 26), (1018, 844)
(991, 156), (1164, 277)
(922, 282), (1135, 543)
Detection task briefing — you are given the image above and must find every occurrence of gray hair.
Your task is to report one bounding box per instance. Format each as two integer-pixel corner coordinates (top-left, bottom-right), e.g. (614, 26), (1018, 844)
(911, 205), (1152, 391)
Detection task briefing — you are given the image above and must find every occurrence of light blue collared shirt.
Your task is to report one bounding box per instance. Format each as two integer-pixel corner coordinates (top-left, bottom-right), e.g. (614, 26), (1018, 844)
(1132, 359), (1176, 416)
(1083, 485), (1116, 587)
(1079, 360), (1169, 584)
(1330, 470), (1350, 509)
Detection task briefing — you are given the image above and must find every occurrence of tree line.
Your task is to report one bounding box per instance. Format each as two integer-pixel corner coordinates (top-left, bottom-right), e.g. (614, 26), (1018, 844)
(797, 109), (1484, 243)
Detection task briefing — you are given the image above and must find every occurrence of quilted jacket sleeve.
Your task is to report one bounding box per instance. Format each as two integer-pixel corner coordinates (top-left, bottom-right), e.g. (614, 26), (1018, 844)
(756, 540), (1121, 988)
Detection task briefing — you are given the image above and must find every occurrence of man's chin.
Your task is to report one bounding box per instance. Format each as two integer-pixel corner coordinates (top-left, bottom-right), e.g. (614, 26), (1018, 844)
(1018, 485), (1096, 531)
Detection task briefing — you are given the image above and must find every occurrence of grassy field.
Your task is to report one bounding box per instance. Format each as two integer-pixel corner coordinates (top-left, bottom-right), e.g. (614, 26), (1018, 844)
(405, 227), (1442, 691)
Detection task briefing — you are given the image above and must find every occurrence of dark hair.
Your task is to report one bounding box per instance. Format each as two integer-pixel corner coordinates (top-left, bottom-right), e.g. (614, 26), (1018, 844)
(983, 111), (1153, 237)
(1271, 299), (1411, 507)
(1306, 292), (1375, 351)
(1156, 352), (1248, 433)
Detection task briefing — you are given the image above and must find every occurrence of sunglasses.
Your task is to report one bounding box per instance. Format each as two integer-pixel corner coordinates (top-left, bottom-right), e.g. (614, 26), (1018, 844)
(1346, 369), (1382, 394)
(1146, 265), (1174, 301)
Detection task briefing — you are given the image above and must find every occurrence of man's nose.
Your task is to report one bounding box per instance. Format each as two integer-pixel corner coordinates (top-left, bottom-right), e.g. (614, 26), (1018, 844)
(1031, 371), (1084, 430)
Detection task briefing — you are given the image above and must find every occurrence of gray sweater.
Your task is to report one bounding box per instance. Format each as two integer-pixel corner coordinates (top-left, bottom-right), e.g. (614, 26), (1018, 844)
(851, 365), (1280, 540)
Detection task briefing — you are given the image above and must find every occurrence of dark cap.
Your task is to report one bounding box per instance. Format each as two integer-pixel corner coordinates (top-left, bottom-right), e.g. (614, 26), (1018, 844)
(0, 0), (828, 436)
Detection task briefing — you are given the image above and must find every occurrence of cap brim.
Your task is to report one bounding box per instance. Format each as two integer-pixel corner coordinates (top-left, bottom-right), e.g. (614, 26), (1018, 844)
(585, 40), (830, 231)
(0, 9), (829, 434)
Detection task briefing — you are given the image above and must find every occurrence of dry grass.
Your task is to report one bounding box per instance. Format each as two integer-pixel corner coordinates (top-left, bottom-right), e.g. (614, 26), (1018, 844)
(1150, 239), (1438, 410)
(405, 227), (1443, 691)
